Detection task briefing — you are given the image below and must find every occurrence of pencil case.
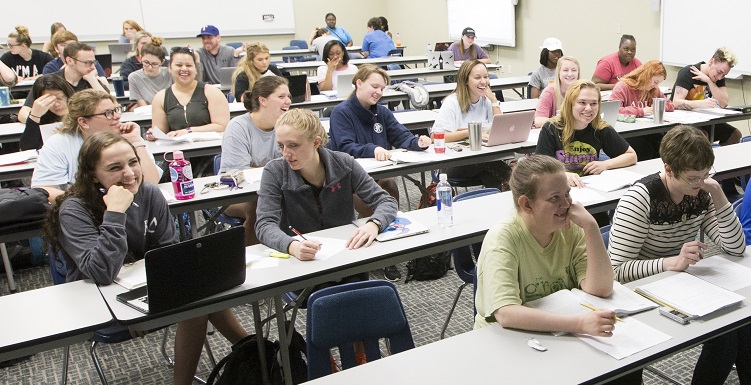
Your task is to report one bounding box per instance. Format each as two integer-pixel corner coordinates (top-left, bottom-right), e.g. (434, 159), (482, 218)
(219, 170), (245, 188)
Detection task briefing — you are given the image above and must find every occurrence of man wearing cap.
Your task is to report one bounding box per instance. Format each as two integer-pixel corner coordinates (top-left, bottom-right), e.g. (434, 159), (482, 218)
(529, 38), (563, 99)
(592, 34), (642, 91)
(448, 27), (490, 65)
(325, 13), (353, 47)
(195, 25), (244, 84)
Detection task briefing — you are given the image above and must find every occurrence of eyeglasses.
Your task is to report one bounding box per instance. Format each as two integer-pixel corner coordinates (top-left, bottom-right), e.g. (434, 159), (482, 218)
(84, 106), (122, 120)
(171, 47), (194, 54)
(71, 57), (98, 67)
(6, 42), (21, 48)
(679, 167), (716, 186)
(142, 60), (162, 68)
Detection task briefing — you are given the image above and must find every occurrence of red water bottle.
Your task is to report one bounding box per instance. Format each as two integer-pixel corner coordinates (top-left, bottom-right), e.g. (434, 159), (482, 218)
(167, 150), (195, 200)
(433, 127), (446, 154)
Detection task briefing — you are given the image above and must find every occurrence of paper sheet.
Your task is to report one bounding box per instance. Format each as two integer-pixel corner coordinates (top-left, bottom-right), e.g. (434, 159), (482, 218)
(576, 317), (672, 360)
(583, 169), (644, 192)
(686, 255), (751, 291)
(569, 187), (606, 204)
(114, 259), (147, 289)
(150, 127), (221, 143)
(0, 150), (38, 166)
(243, 168), (265, 185)
(390, 148), (442, 163)
(572, 282), (657, 317)
(635, 273), (745, 317)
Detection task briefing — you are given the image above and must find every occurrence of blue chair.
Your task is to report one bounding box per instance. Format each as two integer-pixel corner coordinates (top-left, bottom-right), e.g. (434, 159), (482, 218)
(440, 188), (501, 339)
(211, 155), (244, 228)
(733, 197), (743, 216)
(306, 280), (415, 380)
(289, 39), (317, 62)
(740, 136), (751, 190)
(226, 42), (243, 49)
(431, 169), (484, 194)
(282, 46), (303, 63)
(600, 224), (611, 247)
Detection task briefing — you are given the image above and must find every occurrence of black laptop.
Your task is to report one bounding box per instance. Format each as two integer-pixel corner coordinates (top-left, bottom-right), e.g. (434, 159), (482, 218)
(116, 226), (246, 314)
(284, 74), (310, 103)
(95, 54), (112, 77)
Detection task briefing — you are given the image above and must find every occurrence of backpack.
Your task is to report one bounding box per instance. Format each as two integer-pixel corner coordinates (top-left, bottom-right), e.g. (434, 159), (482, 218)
(402, 175), (453, 282)
(389, 81), (430, 109)
(0, 188), (49, 232)
(207, 322), (307, 385)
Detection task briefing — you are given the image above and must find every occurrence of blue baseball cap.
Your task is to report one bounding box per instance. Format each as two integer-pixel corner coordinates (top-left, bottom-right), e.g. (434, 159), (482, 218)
(197, 25), (220, 37)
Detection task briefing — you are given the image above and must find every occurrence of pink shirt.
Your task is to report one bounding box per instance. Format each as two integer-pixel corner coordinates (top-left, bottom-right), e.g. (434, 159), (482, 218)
(534, 84), (560, 126)
(610, 81), (674, 117)
(593, 52), (642, 84)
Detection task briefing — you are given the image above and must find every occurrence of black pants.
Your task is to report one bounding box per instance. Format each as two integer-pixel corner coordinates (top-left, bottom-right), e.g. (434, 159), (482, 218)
(692, 324), (751, 385)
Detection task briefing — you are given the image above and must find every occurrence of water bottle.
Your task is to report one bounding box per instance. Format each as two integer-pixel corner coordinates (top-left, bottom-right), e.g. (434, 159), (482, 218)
(426, 43), (432, 58)
(168, 150), (195, 200)
(436, 173), (453, 227)
(433, 126), (445, 154)
(395, 33), (402, 47)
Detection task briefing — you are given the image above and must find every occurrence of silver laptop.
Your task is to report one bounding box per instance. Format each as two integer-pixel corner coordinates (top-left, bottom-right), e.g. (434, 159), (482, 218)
(336, 73), (355, 98)
(219, 67), (236, 92)
(600, 100), (620, 126)
(482, 110), (535, 147)
(428, 51), (455, 70)
(108, 43), (132, 64)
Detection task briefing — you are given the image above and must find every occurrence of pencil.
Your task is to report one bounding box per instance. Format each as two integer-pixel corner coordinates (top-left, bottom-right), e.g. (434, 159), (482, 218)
(580, 303), (623, 322)
(288, 226), (308, 240)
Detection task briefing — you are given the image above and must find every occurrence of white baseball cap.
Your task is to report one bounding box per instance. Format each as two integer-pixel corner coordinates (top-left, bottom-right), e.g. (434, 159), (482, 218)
(540, 37), (563, 51)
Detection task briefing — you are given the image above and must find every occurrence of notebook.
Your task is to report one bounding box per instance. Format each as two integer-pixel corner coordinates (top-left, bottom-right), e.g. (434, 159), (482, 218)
(115, 226), (246, 314)
(600, 100), (620, 126)
(336, 73), (355, 98)
(634, 272), (745, 318)
(352, 211), (430, 242)
(428, 51), (455, 70)
(482, 110), (535, 147)
(108, 43), (132, 64)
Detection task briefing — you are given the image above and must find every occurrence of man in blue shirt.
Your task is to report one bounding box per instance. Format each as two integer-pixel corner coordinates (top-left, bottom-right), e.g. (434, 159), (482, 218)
(361, 18), (395, 59)
(325, 13), (353, 47)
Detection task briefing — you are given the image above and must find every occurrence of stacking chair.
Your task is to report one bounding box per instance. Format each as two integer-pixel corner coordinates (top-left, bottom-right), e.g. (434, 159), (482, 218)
(440, 188), (500, 339)
(209, 154), (243, 229)
(306, 280), (415, 380)
(225, 42), (243, 49)
(289, 40), (317, 62)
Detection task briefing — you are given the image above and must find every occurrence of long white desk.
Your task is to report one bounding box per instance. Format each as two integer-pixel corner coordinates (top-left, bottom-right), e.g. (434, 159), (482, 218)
(0, 280), (113, 362)
(269, 45), (363, 59)
(277, 55), (429, 74)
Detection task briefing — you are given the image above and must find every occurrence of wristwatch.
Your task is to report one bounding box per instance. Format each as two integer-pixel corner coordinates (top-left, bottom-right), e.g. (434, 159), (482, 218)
(185, 127), (193, 133)
(367, 218), (382, 232)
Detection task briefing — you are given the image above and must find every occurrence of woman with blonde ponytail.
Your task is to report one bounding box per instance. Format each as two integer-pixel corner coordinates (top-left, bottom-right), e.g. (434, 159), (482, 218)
(1, 26), (53, 81)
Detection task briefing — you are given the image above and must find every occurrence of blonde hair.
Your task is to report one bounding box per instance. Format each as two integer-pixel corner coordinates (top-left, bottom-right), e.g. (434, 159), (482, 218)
(121, 20), (143, 36)
(275, 109), (329, 146)
(8, 26), (31, 47)
(58, 90), (116, 136)
(713, 47), (737, 68)
(452, 59), (487, 114)
(550, 79), (607, 151)
(510, 155), (565, 209)
(231, 42), (271, 96)
(130, 31), (154, 57)
(353, 64), (389, 99)
(553, 56), (580, 110)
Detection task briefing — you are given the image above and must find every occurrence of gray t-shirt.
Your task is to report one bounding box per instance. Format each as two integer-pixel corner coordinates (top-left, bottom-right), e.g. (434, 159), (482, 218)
(219, 114), (281, 173)
(128, 67), (173, 104)
(529, 66), (556, 92)
(196, 45), (239, 84)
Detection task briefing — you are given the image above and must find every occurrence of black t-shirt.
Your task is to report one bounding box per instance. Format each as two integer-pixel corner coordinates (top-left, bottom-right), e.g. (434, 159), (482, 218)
(0, 49), (53, 78)
(670, 61), (726, 102)
(23, 69), (109, 108)
(536, 122), (630, 175)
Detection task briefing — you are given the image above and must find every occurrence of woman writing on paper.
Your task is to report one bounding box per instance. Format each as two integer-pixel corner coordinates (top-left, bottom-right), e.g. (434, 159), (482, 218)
(533, 56), (580, 128)
(609, 60), (674, 160)
(219, 76), (290, 246)
(148, 47), (229, 138)
(432, 59), (508, 190)
(231, 42), (283, 102)
(609, 125), (747, 385)
(255, 108), (397, 260)
(536, 79), (637, 188)
(45, 132), (248, 385)
(19, 75), (74, 150)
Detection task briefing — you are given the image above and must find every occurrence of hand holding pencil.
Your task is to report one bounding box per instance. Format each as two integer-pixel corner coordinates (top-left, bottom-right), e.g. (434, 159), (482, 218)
(579, 303), (619, 337)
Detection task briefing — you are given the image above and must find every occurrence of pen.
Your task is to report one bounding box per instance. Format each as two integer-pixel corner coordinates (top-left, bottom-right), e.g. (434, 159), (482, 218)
(99, 188), (139, 207)
(289, 226), (308, 240)
(580, 303), (623, 322)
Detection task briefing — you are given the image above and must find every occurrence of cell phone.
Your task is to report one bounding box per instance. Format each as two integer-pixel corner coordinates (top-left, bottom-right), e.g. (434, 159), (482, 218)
(659, 307), (692, 324)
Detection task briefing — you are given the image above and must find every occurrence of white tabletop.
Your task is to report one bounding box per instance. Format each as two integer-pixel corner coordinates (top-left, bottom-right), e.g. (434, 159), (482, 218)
(0, 280), (113, 362)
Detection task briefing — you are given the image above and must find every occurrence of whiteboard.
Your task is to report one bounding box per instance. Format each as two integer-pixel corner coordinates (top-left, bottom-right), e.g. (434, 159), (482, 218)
(661, 0), (750, 76)
(3, 0), (295, 42)
(447, 0), (516, 47)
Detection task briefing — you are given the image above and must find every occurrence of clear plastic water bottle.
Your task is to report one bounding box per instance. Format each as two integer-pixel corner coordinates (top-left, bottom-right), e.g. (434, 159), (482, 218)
(433, 126), (445, 154)
(426, 43), (432, 58)
(436, 173), (453, 227)
(395, 33), (401, 47)
(168, 150), (195, 200)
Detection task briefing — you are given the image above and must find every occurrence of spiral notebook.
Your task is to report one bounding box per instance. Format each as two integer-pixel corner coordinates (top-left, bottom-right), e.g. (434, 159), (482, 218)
(353, 211), (429, 242)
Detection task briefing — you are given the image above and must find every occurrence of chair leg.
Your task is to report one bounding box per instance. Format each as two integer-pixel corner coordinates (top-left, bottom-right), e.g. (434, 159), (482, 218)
(160, 326), (174, 368)
(0, 243), (17, 293)
(60, 345), (69, 385)
(89, 340), (109, 385)
(400, 176), (412, 210)
(645, 365), (684, 385)
(440, 282), (470, 340)
(203, 337), (217, 367)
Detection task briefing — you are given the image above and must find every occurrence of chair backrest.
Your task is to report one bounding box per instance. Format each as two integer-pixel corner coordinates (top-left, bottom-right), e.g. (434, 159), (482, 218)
(387, 48), (404, 57)
(306, 280), (414, 380)
(451, 188), (501, 283)
(282, 45), (302, 63)
(226, 42), (243, 49)
(733, 197), (744, 216)
(213, 154), (222, 175)
(741, 136), (751, 189)
(600, 224), (612, 248)
(290, 39), (309, 49)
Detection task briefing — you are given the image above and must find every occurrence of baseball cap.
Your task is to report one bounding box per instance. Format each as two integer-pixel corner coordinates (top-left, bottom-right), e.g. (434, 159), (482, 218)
(540, 37), (563, 51)
(462, 27), (476, 37)
(197, 25), (220, 37)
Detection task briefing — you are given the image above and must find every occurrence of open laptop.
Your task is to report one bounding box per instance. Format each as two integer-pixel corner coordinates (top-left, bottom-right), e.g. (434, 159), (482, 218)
(108, 43), (132, 64)
(336, 73), (355, 98)
(116, 227), (246, 314)
(600, 100), (620, 126)
(482, 110), (535, 147)
(219, 67), (236, 92)
(284, 74), (310, 103)
(95, 54), (112, 77)
(428, 51), (455, 70)
(434, 42), (453, 52)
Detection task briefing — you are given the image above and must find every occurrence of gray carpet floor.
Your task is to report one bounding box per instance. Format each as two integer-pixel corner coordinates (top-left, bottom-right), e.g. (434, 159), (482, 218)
(0, 172), (741, 384)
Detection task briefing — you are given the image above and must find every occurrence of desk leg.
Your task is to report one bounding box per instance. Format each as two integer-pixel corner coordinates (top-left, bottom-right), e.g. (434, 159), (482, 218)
(177, 213), (187, 240)
(1, 243), (16, 293)
(710, 124), (716, 143)
(274, 296), (293, 385)
(252, 302), (271, 385)
(190, 211), (200, 239)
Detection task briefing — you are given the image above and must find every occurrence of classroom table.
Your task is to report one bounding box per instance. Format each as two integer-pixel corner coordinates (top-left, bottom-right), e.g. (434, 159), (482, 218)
(268, 45), (363, 59)
(0, 280), (113, 362)
(0, 122), (24, 144)
(277, 55), (429, 74)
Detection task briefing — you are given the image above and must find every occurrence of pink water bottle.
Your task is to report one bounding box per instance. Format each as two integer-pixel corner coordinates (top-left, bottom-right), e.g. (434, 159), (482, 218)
(167, 150), (195, 200)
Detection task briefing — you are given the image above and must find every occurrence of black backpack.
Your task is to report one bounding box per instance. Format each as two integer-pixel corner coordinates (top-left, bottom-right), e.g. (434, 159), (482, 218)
(0, 188), (49, 232)
(207, 323), (307, 385)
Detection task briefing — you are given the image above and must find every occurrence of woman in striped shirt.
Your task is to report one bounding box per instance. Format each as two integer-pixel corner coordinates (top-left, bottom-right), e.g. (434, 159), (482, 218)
(608, 124), (747, 385)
